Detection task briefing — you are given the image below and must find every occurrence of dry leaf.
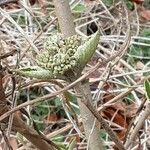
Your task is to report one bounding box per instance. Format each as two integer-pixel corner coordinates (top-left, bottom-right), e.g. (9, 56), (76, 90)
(37, 0), (48, 15)
(140, 10), (150, 21)
(44, 113), (59, 125)
(102, 107), (128, 140)
(0, 137), (18, 150)
(136, 61), (145, 70)
(131, 0), (144, 4)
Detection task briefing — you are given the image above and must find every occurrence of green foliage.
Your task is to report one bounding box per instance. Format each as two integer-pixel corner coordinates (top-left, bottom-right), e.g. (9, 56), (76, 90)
(125, 0), (134, 10)
(75, 31), (100, 71)
(102, 0), (134, 10)
(51, 135), (65, 143)
(144, 80), (150, 100)
(31, 101), (49, 130)
(144, 0), (150, 9)
(72, 4), (86, 14)
(31, 98), (66, 130)
(14, 66), (55, 79)
(128, 28), (150, 64)
(102, 0), (115, 7)
(124, 93), (135, 104)
(64, 92), (80, 114)
(67, 138), (76, 150)
(65, 92), (77, 102)
(100, 129), (108, 141)
(15, 31), (100, 79)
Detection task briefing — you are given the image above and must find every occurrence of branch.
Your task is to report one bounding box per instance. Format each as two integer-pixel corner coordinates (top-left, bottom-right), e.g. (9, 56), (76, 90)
(124, 102), (150, 149)
(53, 0), (75, 37)
(0, 0), (18, 6)
(81, 84), (125, 150)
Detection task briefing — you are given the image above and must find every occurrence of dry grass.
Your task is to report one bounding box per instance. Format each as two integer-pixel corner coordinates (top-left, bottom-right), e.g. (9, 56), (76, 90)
(0, 0), (150, 149)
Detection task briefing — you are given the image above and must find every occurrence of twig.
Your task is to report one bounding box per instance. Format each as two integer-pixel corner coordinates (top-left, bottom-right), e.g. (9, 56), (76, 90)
(83, 90), (125, 150)
(0, 0), (18, 6)
(0, 49), (17, 59)
(47, 123), (73, 138)
(0, 8), (39, 53)
(20, 17), (57, 60)
(98, 88), (134, 111)
(0, 127), (13, 150)
(124, 102), (150, 149)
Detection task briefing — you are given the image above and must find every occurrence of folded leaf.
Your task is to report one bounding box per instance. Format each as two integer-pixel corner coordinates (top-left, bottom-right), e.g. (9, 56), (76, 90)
(144, 80), (150, 100)
(75, 31), (100, 70)
(14, 66), (56, 79)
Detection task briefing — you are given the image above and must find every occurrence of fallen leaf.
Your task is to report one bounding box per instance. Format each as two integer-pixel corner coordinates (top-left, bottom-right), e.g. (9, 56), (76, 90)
(136, 61), (145, 70)
(102, 107), (128, 140)
(140, 10), (150, 21)
(131, 0), (144, 4)
(37, 0), (48, 15)
(0, 137), (18, 150)
(43, 113), (59, 125)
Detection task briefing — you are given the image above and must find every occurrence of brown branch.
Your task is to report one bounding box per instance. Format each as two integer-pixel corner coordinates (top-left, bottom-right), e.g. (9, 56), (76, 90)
(74, 82), (104, 149)
(53, 1), (104, 149)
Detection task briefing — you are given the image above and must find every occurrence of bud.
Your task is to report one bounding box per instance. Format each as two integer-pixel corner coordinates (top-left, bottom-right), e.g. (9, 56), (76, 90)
(37, 34), (83, 75)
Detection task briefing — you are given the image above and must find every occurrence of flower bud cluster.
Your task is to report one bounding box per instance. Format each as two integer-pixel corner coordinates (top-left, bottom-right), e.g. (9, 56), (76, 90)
(36, 34), (81, 75)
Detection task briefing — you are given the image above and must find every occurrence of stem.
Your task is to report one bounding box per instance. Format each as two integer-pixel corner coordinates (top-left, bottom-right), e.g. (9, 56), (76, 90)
(53, 0), (75, 38)
(53, 1), (104, 149)
(13, 115), (55, 150)
(80, 82), (125, 150)
(124, 102), (150, 149)
(75, 82), (104, 150)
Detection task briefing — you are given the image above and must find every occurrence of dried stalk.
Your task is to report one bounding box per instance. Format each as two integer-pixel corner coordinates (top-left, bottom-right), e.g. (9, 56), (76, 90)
(125, 102), (150, 149)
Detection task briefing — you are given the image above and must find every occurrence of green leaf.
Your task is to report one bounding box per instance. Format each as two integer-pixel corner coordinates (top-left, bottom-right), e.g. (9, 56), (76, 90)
(68, 138), (76, 150)
(72, 4), (86, 14)
(102, 0), (114, 7)
(14, 66), (56, 79)
(64, 92), (77, 102)
(75, 31), (100, 70)
(144, 80), (150, 100)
